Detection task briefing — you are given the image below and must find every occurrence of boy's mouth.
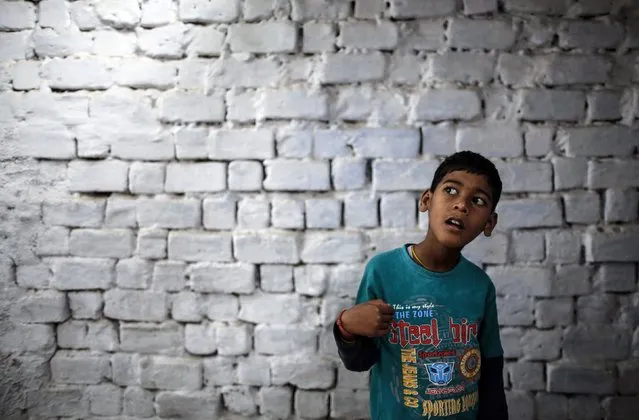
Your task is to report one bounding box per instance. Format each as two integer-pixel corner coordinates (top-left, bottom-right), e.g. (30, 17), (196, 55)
(445, 217), (464, 230)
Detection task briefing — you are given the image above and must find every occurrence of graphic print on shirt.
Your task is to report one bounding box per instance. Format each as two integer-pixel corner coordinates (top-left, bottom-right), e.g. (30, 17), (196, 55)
(386, 295), (481, 418)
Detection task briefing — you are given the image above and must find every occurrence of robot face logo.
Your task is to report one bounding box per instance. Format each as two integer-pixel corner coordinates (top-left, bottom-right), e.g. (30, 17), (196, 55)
(426, 361), (455, 386)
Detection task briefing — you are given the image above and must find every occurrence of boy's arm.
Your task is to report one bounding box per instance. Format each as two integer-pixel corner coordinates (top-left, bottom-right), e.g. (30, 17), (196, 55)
(477, 283), (509, 420)
(333, 322), (380, 372)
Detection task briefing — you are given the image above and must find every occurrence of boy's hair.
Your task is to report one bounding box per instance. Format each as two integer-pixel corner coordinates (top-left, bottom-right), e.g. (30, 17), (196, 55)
(430, 151), (502, 210)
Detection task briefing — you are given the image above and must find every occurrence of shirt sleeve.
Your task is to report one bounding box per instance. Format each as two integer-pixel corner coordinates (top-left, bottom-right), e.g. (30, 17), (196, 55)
(355, 261), (381, 304)
(479, 282), (503, 358)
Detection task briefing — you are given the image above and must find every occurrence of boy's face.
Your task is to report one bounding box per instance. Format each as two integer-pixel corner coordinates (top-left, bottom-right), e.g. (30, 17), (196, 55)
(419, 170), (498, 250)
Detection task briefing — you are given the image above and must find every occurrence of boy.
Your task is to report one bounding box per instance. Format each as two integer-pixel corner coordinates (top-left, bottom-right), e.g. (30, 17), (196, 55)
(334, 151), (508, 420)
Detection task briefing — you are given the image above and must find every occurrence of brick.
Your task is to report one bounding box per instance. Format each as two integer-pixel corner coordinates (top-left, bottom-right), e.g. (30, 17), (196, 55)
(184, 323), (217, 356)
(302, 232), (364, 263)
(294, 390), (329, 418)
(167, 231), (232, 262)
(500, 328), (523, 358)
(236, 357), (271, 387)
(577, 294), (617, 324)
(16, 264), (51, 289)
(338, 21), (398, 49)
(0, 322), (55, 355)
(87, 383), (122, 416)
(158, 91), (224, 123)
(141, 0), (176, 26)
(272, 355), (335, 389)
(171, 291), (201, 322)
(44, 58), (112, 90)
(105, 196), (137, 228)
(456, 123), (523, 157)
(505, 391), (534, 420)
(312, 129), (351, 158)
(552, 265), (591, 297)
(563, 192), (601, 224)
(68, 160), (128, 193)
(165, 162), (226, 193)
(12, 61), (40, 91)
(138, 197), (201, 229)
(238, 292), (302, 325)
(116, 259), (153, 289)
(93, 30), (138, 57)
(271, 198), (304, 229)
(43, 198), (105, 228)
(388, 0), (456, 17)
(558, 126), (634, 157)
(463, 0), (497, 14)
(216, 324), (252, 355)
(116, 58), (176, 89)
(522, 328), (561, 361)
(545, 229), (580, 264)
(188, 25), (224, 56)
(498, 198), (563, 229)
(209, 128), (274, 159)
(229, 22), (296, 53)
(497, 295), (533, 326)
(259, 89), (328, 120)
(26, 386), (88, 417)
(234, 232), (299, 263)
(539, 54), (611, 85)
(174, 127), (207, 159)
(70, 0), (100, 29)
(487, 266), (552, 297)
(226, 89), (257, 122)
(373, 159), (439, 191)
(604, 396), (639, 420)
(290, 0), (350, 21)
(618, 360), (639, 394)
(228, 161), (263, 191)
(517, 90), (585, 121)
(535, 298), (573, 328)
(421, 124), (455, 156)
(209, 57), (280, 88)
(202, 358), (234, 387)
(503, 0), (567, 14)
(428, 52), (495, 84)
(524, 125), (553, 157)
(553, 157), (587, 190)
(203, 196), (235, 230)
(356, 128), (422, 158)
(140, 356), (202, 390)
(33, 27), (93, 58)
(51, 258), (114, 291)
(380, 193), (416, 229)
(177, 58), (207, 90)
(9, 119), (75, 159)
(51, 351), (110, 384)
(400, 20), (446, 51)
(586, 227), (639, 262)
(330, 389), (369, 418)
(190, 262), (255, 294)
(104, 290), (167, 322)
(0, 31), (32, 60)
(123, 387), (154, 417)
(157, 391), (221, 418)
(559, 21), (623, 49)
(535, 393), (568, 420)
(237, 197), (269, 228)
(413, 89), (481, 121)
(68, 292), (102, 320)
(509, 362), (544, 391)
(276, 129), (312, 158)
(69, 229), (134, 258)
(388, 54), (421, 85)
(0, 1), (36, 29)
(260, 265), (293, 293)
(497, 54), (536, 87)
(243, 0), (276, 20)
(319, 52), (386, 84)
(305, 198), (341, 229)
(178, 0), (239, 22)
(303, 22), (335, 53)
(563, 325), (631, 362)
(294, 265), (328, 296)
(151, 261), (184, 292)
(112, 353), (142, 385)
(448, 19), (516, 49)
(255, 324), (317, 356)
(264, 159), (330, 191)
(260, 387), (293, 418)
(138, 23), (189, 58)
(129, 162), (164, 195)
(588, 90), (623, 121)
(547, 363), (616, 395)
(94, 0), (140, 28)
(588, 160), (639, 189)
(594, 264), (636, 293)
(512, 231), (544, 262)
(222, 385), (257, 415)
(14, 290), (69, 323)
(463, 232), (508, 264)
(344, 192), (379, 228)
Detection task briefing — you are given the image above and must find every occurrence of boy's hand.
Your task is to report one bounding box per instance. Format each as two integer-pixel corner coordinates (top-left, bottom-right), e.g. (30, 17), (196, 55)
(341, 300), (395, 338)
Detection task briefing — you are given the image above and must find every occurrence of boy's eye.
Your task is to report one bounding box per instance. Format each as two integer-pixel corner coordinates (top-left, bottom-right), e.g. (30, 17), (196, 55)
(473, 197), (487, 206)
(444, 186), (458, 195)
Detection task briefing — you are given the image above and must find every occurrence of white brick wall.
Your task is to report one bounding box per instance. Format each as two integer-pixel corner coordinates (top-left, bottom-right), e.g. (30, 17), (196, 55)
(1, 0), (638, 418)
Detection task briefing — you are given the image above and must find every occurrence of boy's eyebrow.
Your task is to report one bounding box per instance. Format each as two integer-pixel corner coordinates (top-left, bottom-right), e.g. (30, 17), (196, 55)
(442, 178), (492, 200)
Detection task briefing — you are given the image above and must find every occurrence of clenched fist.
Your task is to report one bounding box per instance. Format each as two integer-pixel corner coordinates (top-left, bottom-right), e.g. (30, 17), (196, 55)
(341, 299), (395, 338)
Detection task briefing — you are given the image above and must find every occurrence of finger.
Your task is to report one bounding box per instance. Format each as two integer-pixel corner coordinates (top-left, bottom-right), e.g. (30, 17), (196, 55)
(379, 314), (394, 323)
(377, 322), (390, 330)
(379, 304), (395, 315)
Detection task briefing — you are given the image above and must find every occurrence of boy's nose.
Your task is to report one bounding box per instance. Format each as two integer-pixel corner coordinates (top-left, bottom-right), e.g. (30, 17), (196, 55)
(454, 200), (469, 212)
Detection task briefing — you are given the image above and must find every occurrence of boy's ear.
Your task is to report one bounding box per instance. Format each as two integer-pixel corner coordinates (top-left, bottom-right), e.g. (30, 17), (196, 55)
(418, 189), (432, 212)
(483, 213), (498, 237)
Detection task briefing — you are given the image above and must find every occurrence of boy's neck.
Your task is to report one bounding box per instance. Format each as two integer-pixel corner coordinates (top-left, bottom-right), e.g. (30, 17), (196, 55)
(413, 233), (461, 273)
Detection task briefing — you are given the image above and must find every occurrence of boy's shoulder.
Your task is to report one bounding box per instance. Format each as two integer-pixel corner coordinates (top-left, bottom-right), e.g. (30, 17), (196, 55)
(365, 246), (405, 271)
(460, 255), (495, 288)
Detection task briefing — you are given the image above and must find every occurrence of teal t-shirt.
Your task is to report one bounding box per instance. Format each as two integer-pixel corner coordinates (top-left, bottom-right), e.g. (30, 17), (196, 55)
(356, 245), (503, 420)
